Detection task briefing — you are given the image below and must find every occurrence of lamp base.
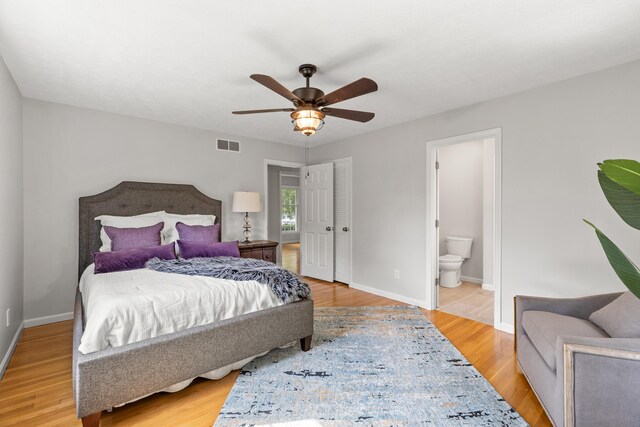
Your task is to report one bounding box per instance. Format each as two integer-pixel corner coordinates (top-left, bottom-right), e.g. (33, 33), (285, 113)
(242, 212), (252, 243)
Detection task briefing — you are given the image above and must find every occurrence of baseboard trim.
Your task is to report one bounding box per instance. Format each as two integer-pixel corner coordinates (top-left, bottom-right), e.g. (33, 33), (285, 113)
(350, 282), (429, 309)
(460, 275), (483, 285)
(497, 322), (514, 334)
(482, 283), (495, 291)
(0, 321), (24, 380)
(24, 312), (73, 328)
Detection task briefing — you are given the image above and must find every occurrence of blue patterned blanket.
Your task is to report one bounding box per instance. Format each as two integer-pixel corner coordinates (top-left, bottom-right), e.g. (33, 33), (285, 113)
(146, 256), (310, 303)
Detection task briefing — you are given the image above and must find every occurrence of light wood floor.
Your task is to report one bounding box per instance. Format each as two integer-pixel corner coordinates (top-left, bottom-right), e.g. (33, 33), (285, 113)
(282, 242), (300, 274)
(0, 279), (550, 426)
(438, 281), (494, 325)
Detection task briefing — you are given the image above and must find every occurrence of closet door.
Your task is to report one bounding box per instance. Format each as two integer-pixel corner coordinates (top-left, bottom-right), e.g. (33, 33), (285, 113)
(300, 163), (334, 281)
(333, 159), (352, 284)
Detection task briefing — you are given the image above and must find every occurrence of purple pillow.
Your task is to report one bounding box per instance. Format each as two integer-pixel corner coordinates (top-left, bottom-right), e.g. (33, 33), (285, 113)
(104, 222), (164, 251)
(175, 222), (220, 243)
(93, 242), (176, 274)
(177, 240), (240, 259)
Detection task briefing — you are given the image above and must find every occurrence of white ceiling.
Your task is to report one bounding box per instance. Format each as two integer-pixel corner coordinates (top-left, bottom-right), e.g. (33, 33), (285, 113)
(1, 1), (640, 146)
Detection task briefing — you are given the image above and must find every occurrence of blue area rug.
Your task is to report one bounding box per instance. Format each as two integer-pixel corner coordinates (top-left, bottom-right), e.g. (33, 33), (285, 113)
(215, 306), (526, 426)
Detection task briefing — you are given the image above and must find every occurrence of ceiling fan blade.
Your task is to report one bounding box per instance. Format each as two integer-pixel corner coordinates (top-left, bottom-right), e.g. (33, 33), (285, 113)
(322, 107), (375, 122)
(232, 108), (295, 115)
(316, 78), (378, 106)
(250, 74), (303, 104)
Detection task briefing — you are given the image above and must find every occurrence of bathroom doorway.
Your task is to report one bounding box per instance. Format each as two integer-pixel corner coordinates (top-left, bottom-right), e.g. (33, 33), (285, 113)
(426, 128), (502, 329)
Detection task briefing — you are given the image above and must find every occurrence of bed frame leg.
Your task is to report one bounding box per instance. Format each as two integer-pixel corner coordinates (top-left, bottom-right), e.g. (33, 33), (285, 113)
(82, 411), (101, 427)
(300, 335), (312, 352)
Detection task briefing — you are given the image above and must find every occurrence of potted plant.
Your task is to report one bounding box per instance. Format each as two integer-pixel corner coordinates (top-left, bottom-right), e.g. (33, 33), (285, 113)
(585, 159), (640, 298)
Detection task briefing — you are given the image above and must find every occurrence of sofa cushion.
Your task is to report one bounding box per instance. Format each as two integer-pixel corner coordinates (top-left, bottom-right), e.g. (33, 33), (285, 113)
(589, 292), (640, 338)
(522, 311), (608, 371)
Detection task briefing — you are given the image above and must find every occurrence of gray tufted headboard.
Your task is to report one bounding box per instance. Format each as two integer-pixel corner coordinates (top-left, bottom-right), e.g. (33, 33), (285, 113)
(78, 181), (222, 279)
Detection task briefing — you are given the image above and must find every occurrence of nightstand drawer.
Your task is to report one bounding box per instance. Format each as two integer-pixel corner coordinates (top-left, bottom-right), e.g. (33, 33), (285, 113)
(237, 240), (279, 263)
(251, 249), (263, 259)
(263, 248), (275, 262)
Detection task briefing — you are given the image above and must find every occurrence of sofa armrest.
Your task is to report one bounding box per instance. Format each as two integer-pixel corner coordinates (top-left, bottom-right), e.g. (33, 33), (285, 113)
(559, 336), (640, 427)
(515, 293), (622, 341)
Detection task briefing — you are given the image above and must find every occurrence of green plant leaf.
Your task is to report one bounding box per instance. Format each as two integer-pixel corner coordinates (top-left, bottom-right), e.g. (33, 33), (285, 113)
(599, 159), (640, 195)
(584, 220), (640, 299)
(598, 170), (640, 231)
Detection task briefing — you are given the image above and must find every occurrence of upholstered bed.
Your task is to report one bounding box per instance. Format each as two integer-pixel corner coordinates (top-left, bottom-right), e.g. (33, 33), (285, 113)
(73, 181), (314, 427)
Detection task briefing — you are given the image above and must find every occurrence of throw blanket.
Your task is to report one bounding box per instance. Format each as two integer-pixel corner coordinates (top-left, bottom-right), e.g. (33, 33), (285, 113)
(146, 256), (310, 303)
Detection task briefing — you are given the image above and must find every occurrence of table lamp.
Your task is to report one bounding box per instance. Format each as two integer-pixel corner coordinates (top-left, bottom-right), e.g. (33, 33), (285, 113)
(232, 191), (261, 243)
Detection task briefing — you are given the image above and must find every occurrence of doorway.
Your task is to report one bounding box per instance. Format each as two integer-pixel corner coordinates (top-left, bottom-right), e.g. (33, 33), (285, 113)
(264, 159), (305, 272)
(426, 128), (502, 329)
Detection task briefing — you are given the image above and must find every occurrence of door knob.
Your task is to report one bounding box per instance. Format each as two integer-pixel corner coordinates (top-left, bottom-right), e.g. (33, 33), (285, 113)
(343, 227), (349, 232)
(326, 226), (333, 231)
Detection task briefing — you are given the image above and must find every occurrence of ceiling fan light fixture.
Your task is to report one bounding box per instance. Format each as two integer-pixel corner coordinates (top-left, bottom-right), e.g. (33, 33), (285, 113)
(291, 108), (325, 136)
(233, 64), (378, 135)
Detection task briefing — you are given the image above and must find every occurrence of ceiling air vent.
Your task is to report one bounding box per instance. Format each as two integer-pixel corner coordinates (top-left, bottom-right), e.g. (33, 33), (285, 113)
(217, 139), (241, 153)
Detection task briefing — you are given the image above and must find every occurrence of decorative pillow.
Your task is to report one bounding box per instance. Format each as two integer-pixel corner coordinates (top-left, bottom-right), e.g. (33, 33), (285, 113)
(93, 242), (176, 274)
(589, 292), (640, 338)
(95, 211), (165, 252)
(175, 222), (220, 243)
(103, 222), (164, 251)
(162, 213), (216, 245)
(177, 240), (240, 259)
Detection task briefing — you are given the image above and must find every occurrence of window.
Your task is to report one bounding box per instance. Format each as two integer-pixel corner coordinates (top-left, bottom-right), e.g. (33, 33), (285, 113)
(281, 187), (298, 232)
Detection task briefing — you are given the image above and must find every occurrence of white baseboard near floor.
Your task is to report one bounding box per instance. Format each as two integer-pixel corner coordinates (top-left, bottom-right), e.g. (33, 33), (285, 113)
(460, 275), (483, 285)
(459, 276), (494, 291)
(349, 282), (512, 333)
(24, 311), (73, 328)
(350, 282), (429, 308)
(497, 323), (514, 334)
(1, 312), (72, 378)
(482, 283), (495, 291)
(0, 321), (24, 380)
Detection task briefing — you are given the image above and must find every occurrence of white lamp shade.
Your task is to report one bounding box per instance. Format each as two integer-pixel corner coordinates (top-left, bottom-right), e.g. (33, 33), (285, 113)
(232, 191), (261, 213)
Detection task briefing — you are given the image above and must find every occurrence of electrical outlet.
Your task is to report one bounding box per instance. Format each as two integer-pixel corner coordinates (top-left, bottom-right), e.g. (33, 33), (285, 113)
(6, 308), (10, 327)
(393, 269), (400, 280)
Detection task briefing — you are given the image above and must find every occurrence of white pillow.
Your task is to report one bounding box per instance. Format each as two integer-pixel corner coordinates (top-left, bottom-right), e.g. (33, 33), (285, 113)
(95, 211), (166, 252)
(162, 213), (216, 245)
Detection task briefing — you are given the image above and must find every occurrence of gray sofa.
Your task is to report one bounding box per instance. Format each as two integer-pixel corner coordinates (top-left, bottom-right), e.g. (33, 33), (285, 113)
(515, 293), (640, 427)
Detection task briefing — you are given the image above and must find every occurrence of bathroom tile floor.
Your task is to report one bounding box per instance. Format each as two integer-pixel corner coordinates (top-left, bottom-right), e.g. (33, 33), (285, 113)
(438, 282), (494, 325)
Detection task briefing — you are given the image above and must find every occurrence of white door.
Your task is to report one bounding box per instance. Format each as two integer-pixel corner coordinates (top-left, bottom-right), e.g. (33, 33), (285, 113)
(333, 159), (351, 284)
(300, 163), (334, 281)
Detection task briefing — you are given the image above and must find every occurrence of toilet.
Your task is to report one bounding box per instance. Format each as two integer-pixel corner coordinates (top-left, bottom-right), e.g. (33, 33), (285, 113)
(439, 236), (473, 288)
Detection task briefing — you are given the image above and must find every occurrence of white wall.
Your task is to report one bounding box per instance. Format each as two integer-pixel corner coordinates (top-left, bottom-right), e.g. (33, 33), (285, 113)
(482, 139), (495, 290)
(311, 59), (640, 328)
(0, 55), (23, 375)
(22, 99), (304, 320)
(438, 140), (483, 280)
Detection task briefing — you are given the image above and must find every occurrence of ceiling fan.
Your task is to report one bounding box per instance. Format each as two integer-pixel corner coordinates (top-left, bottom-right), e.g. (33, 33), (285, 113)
(233, 64), (378, 136)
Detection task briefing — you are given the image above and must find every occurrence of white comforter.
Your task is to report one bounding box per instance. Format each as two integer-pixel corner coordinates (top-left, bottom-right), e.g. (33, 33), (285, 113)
(79, 264), (285, 354)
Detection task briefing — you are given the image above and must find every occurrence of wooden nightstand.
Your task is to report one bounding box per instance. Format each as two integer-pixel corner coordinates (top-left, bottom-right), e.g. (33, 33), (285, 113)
(237, 240), (278, 263)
